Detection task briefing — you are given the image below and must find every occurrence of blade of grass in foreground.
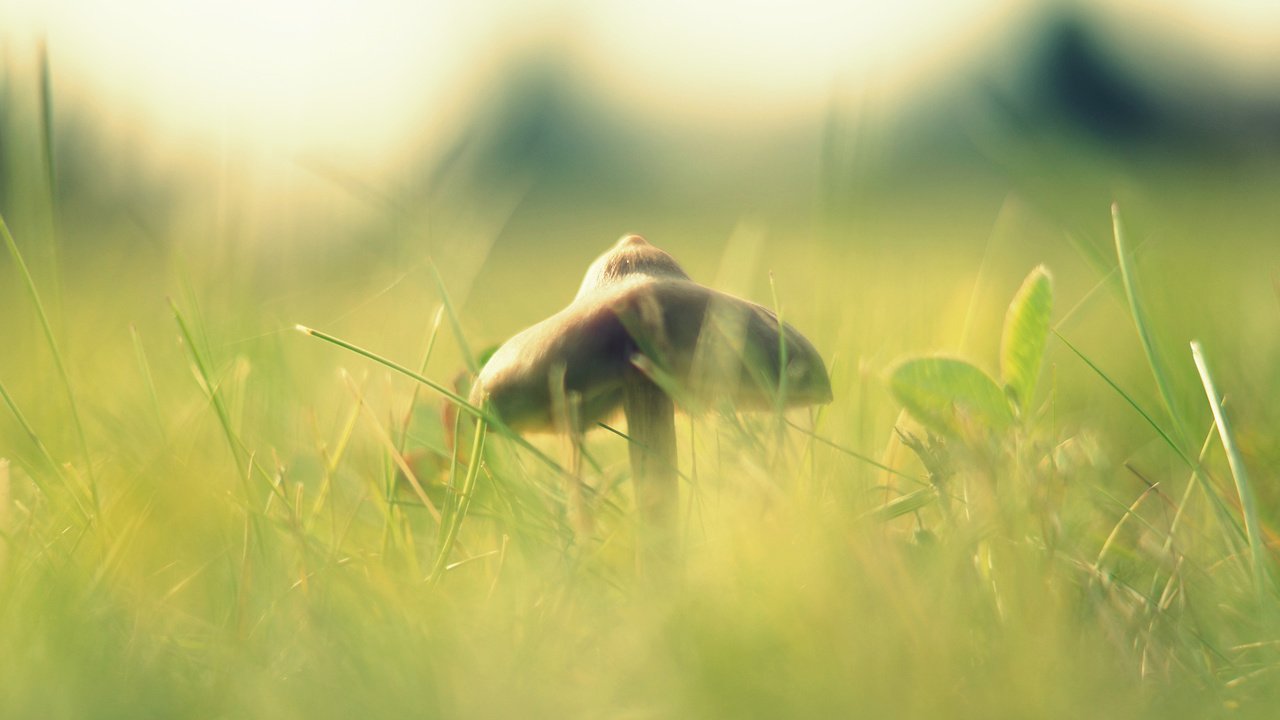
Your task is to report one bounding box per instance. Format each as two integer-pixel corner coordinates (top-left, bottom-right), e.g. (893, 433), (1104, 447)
(172, 300), (291, 513)
(429, 262), (479, 374)
(38, 38), (64, 320)
(1191, 341), (1272, 597)
(428, 415), (487, 586)
(1055, 330), (1247, 547)
(1112, 204), (1189, 449)
(1, 211), (97, 513)
(296, 324), (569, 479)
(781, 418), (927, 485)
(130, 324), (167, 442)
(340, 369), (442, 524)
(397, 305), (445, 453)
(0, 377), (91, 522)
(172, 299), (247, 478)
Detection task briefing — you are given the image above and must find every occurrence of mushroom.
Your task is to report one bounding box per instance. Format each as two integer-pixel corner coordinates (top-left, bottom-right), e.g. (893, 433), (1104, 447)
(469, 234), (832, 568)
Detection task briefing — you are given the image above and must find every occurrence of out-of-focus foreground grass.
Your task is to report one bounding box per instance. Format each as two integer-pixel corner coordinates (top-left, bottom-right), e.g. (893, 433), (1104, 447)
(3, 65), (1280, 720)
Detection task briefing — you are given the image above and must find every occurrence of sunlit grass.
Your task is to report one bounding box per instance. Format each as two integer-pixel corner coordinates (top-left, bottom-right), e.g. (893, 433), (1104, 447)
(2, 130), (1280, 718)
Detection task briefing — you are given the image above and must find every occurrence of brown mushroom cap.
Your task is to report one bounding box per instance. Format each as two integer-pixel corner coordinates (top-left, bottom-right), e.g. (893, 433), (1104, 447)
(470, 235), (832, 432)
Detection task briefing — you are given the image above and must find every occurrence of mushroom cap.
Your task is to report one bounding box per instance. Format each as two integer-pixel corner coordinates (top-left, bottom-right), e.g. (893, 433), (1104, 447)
(470, 235), (833, 433)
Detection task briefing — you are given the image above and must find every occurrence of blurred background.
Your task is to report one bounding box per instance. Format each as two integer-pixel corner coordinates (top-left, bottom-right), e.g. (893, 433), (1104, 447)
(5, 0), (1280, 252)
(2, 0), (1279, 438)
(4, 0), (1280, 433)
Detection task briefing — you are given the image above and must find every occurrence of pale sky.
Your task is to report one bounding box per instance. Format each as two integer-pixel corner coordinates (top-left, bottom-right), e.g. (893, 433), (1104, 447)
(4, 0), (1279, 173)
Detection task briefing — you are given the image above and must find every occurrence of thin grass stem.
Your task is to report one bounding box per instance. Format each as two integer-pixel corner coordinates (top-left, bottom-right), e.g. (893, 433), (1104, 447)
(0, 212), (96, 513)
(1191, 340), (1272, 597)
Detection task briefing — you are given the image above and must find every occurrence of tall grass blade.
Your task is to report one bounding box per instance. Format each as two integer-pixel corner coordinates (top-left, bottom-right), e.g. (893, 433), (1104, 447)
(0, 377), (91, 521)
(429, 263), (478, 374)
(1112, 204), (1189, 448)
(37, 38), (63, 318)
(171, 299), (244, 477)
(1055, 330), (1247, 544)
(1191, 341), (1272, 596)
(1, 211), (96, 512)
(0, 458), (9, 565)
(1094, 482), (1161, 571)
(864, 487), (937, 522)
(397, 305), (445, 453)
(428, 416), (488, 586)
(296, 324), (568, 478)
(130, 324), (166, 442)
(342, 370), (443, 524)
(781, 418), (927, 484)
(173, 301), (290, 515)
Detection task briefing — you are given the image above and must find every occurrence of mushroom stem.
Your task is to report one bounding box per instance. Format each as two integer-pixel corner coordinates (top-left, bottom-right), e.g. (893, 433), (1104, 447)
(623, 368), (678, 572)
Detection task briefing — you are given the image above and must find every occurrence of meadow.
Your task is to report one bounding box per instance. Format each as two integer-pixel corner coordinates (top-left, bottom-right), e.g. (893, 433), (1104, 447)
(2, 87), (1280, 718)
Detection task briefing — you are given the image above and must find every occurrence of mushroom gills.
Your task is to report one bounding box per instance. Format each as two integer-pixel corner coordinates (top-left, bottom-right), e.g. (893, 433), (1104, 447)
(472, 276), (831, 432)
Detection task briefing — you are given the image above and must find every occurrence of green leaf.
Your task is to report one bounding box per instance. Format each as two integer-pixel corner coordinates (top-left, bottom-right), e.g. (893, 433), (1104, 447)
(1000, 265), (1054, 414)
(889, 358), (1014, 438)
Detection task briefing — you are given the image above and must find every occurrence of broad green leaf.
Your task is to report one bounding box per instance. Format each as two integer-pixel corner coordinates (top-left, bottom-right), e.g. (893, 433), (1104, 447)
(889, 357), (1014, 438)
(1000, 265), (1054, 414)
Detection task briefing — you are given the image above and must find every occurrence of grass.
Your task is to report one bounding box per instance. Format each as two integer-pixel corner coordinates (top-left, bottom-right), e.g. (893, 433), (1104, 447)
(2, 122), (1280, 718)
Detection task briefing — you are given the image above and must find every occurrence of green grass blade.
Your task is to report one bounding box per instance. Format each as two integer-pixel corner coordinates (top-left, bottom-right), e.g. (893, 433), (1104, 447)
(1112, 204), (1189, 448)
(1, 211), (97, 513)
(1094, 482), (1161, 571)
(429, 262), (479, 374)
(298, 324), (479, 417)
(296, 324), (568, 479)
(37, 38), (63, 319)
(863, 487), (937, 522)
(428, 416), (488, 586)
(1055, 329), (1191, 467)
(397, 305), (445, 453)
(1053, 263), (1118, 333)
(1191, 341), (1272, 596)
(781, 418), (928, 485)
(1055, 329), (1246, 543)
(130, 324), (167, 442)
(171, 299), (244, 477)
(341, 369), (442, 524)
(173, 300), (290, 514)
(0, 377), (91, 522)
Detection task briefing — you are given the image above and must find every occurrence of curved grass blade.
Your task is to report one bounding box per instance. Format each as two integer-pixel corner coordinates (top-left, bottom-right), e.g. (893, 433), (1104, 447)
(429, 262), (478, 374)
(296, 324), (569, 479)
(38, 38), (63, 318)
(1113, 204), (1189, 448)
(782, 418), (928, 485)
(396, 305), (444, 454)
(428, 415), (488, 586)
(863, 487), (937, 522)
(1192, 341), (1272, 596)
(1055, 329), (1246, 544)
(1, 211), (97, 512)
(0, 377), (91, 522)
